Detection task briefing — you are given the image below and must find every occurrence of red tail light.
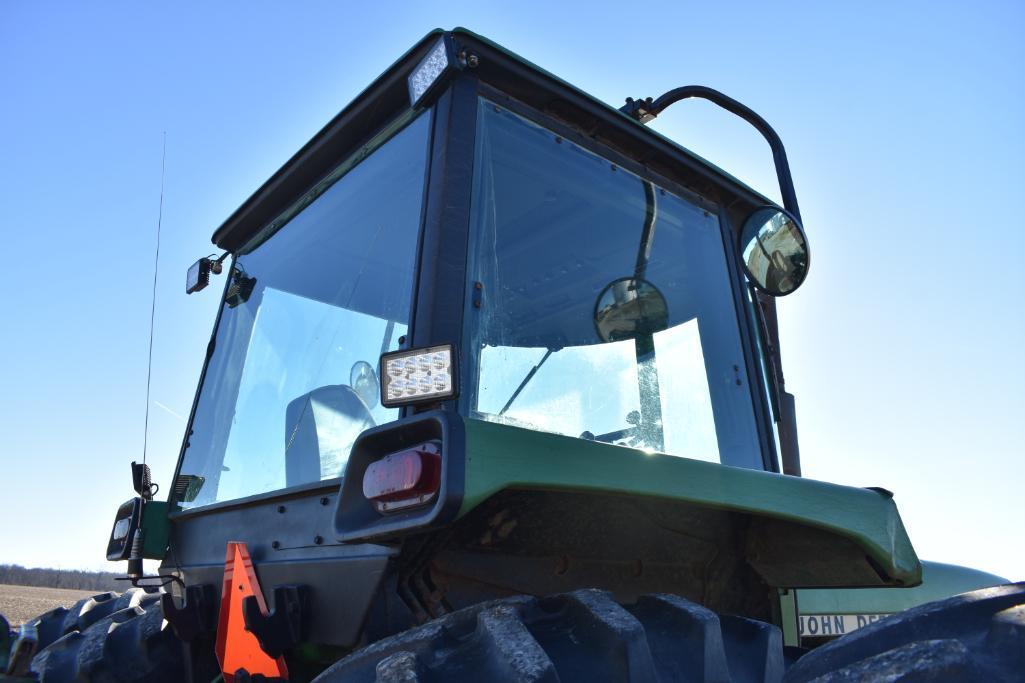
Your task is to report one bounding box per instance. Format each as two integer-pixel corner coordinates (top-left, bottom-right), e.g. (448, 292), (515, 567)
(362, 443), (441, 513)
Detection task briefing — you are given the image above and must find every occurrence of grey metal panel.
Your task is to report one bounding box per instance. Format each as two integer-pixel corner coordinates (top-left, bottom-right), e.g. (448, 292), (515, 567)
(175, 554), (392, 647)
(163, 489), (398, 646)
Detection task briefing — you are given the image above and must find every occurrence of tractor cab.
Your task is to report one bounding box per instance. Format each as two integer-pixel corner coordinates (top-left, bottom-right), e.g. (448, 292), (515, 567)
(98, 29), (946, 681)
(172, 34), (810, 514)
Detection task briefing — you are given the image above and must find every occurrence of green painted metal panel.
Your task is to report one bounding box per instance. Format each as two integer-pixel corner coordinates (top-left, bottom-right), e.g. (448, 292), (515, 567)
(460, 418), (921, 587)
(797, 561), (1007, 616)
(778, 589), (799, 647)
(141, 500), (170, 560)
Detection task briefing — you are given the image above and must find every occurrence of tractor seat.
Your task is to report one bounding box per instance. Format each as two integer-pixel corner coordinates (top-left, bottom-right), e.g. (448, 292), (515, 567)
(284, 385), (375, 486)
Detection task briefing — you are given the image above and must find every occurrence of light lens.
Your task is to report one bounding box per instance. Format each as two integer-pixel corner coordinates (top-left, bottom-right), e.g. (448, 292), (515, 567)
(380, 344), (456, 407)
(112, 517), (131, 542)
(362, 444), (442, 513)
(105, 498), (142, 561)
(407, 37), (449, 106)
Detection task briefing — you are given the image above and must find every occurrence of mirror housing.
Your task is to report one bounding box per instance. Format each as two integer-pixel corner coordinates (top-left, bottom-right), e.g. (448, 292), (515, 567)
(594, 278), (669, 343)
(350, 360), (380, 409)
(739, 207), (810, 296)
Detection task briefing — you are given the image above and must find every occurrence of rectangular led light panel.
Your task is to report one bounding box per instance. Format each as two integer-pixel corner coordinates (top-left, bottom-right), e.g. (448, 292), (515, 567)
(380, 344), (457, 407)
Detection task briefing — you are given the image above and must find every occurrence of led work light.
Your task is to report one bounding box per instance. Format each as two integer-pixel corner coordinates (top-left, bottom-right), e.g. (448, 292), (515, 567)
(407, 37), (451, 106)
(380, 344), (456, 407)
(186, 254), (225, 295)
(186, 258), (212, 294)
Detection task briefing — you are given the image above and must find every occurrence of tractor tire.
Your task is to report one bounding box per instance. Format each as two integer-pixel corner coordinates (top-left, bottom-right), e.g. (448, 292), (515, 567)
(26, 588), (185, 682)
(1, 612), (12, 672)
(783, 582), (1025, 682)
(314, 588), (788, 682)
(22, 589), (155, 653)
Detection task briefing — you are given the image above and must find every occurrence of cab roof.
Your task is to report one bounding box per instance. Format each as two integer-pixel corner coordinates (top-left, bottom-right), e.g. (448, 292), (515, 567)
(212, 28), (777, 252)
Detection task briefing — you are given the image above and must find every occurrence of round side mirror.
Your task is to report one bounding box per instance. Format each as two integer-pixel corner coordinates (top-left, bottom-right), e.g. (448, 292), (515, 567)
(594, 277), (669, 343)
(739, 207), (810, 296)
(350, 360), (379, 409)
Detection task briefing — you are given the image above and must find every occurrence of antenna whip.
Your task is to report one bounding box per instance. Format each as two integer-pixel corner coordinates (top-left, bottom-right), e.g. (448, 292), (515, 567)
(142, 133), (166, 465)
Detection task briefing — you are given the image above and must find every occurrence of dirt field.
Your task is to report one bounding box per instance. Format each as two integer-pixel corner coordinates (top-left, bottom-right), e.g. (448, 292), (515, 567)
(0, 584), (99, 627)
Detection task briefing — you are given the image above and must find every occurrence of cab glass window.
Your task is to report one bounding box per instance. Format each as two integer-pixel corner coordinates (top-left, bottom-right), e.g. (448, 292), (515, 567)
(174, 113), (431, 510)
(464, 102), (763, 468)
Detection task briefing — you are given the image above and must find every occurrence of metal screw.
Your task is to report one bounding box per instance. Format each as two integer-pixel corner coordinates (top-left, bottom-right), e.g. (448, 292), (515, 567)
(320, 497), (330, 506)
(277, 505), (286, 514)
(465, 53), (479, 68)
(271, 541), (280, 549)
(314, 535), (324, 545)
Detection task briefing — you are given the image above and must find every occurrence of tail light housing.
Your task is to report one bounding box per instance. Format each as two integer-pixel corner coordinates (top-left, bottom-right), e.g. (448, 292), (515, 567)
(362, 442), (441, 513)
(335, 411), (463, 543)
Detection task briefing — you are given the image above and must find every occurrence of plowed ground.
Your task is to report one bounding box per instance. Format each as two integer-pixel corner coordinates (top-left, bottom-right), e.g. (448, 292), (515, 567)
(0, 584), (98, 627)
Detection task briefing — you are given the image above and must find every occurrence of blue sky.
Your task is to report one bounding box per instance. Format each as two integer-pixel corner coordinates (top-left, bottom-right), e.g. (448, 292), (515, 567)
(1, 1), (1022, 583)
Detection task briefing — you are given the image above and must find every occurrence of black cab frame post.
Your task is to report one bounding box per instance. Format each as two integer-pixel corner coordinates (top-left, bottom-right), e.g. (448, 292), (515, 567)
(407, 71), (480, 416)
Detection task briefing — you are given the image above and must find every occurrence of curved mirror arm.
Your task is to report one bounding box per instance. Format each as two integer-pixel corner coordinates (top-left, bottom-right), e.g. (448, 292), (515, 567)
(621, 85), (801, 222)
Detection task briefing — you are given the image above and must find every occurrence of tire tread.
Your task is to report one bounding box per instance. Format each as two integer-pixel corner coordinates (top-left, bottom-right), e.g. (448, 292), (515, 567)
(314, 589), (784, 683)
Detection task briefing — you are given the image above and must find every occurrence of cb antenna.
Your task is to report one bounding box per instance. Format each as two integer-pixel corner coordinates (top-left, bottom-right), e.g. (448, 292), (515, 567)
(142, 132), (167, 466)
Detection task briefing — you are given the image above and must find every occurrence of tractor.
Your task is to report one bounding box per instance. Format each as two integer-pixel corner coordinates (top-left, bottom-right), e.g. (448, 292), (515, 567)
(4, 28), (1021, 683)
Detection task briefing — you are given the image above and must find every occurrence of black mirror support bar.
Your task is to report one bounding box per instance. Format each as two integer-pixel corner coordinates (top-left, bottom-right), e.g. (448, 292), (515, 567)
(621, 86), (802, 224)
(622, 87), (803, 475)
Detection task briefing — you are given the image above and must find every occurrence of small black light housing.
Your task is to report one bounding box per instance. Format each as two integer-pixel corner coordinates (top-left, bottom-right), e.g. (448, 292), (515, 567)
(186, 258), (212, 294)
(131, 461), (156, 499)
(225, 270), (256, 308)
(106, 497), (143, 561)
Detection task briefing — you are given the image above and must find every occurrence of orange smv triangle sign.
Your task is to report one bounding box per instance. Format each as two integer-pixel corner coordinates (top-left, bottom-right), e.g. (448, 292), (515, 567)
(215, 542), (289, 682)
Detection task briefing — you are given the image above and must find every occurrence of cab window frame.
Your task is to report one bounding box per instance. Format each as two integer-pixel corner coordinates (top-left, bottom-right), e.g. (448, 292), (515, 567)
(460, 84), (778, 471)
(168, 108), (436, 516)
